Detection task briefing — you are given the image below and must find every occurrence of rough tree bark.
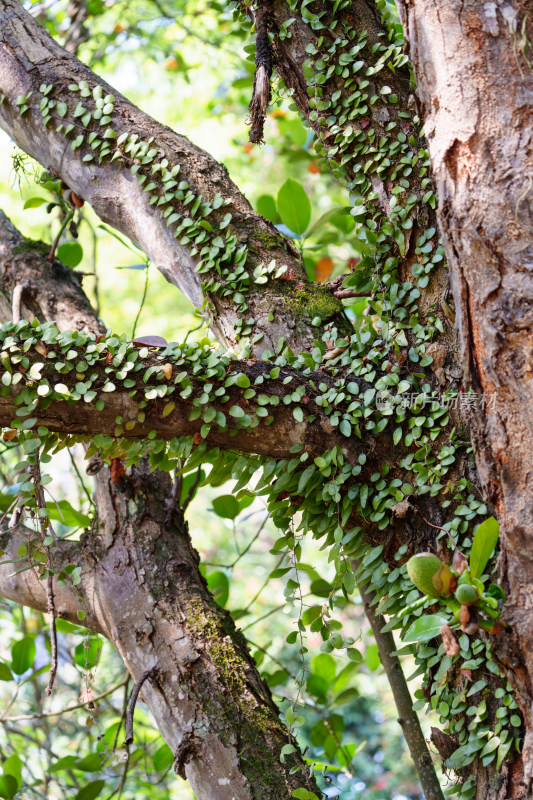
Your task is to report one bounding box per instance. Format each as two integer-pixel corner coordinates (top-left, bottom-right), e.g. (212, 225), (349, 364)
(397, 0), (533, 788)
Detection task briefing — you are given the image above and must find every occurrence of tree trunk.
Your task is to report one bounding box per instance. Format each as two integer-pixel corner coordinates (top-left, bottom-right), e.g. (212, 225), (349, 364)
(398, 0), (533, 789)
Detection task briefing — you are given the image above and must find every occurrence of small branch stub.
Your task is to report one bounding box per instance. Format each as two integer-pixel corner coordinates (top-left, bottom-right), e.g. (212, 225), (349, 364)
(124, 667), (156, 746)
(248, 5), (273, 144)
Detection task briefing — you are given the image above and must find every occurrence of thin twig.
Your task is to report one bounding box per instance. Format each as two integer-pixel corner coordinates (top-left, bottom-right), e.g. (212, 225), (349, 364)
(332, 289), (369, 299)
(131, 263), (149, 338)
(421, 515), (463, 553)
(230, 512), (268, 568)
(112, 678), (131, 751)
(356, 567), (445, 800)
(116, 750), (130, 800)
(47, 211), (73, 262)
(46, 572), (58, 696)
(32, 454), (60, 694)
(4, 675), (129, 721)
(124, 668), (156, 746)
(68, 448), (95, 509)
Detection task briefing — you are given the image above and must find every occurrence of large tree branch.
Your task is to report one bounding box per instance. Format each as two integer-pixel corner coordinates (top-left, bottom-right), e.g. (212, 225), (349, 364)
(0, 343), (362, 460)
(0, 0), (346, 354)
(0, 527), (100, 629)
(0, 210), (104, 335)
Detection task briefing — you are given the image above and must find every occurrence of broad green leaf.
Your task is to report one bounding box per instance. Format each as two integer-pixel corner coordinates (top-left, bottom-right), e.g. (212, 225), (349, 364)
(292, 790), (320, 800)
(153, 744), (173, 772)
(403, 614), (450, 643)
(265, 668), (290, 687)
(54, 619), (84, 635)
(46, 500), (91, 528)
(49, 756), (79, 773)
(211, 494), (240, 520)
(2, 755), (22, 789)
(305, 206), (351, 238)
(0, 775), (17, 800)
(256, 194), (277, 223)
(332, 662), (360, 694)
(312, 653), (336, 684)
(75, 755), (102, 772)
(277, 179), (311, 235)
(331, 687), (359, 707)
(23, 197), (48, 209)
(365, 644), (380, 671)
(11, 636), (35, 675)
(74, 637), (102, 669)
(57, 241), (83, 267)
(206, 570), (229, 607)
(75, 780), (106, 800)
(0, 661), (13, 681)
(470, 516), (499, 578)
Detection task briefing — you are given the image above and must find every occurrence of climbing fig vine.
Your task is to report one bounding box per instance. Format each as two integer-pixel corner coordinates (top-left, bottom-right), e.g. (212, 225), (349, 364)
(0, 0), (528, 797)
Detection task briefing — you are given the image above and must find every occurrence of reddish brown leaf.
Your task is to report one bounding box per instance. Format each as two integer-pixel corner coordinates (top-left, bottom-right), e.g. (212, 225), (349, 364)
(71, 191), (85, 208)
(132, 335), (167, 348)
(110, 458), (125, 485)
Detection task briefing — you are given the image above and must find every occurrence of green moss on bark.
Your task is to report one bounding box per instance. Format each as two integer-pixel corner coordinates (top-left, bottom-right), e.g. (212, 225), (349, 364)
(183, 596), (306, 798)
(281, 281), (344, 321)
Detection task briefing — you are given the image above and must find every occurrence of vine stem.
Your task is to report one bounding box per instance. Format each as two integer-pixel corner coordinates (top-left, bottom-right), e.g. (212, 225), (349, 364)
(356, 570), (445, 800)
(47, 211), (73, 263)
(32, 452), (58, 695)
(131, 263), (149, 339)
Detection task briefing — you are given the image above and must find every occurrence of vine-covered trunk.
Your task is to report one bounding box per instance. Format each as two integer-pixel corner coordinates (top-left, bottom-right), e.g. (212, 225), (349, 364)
(1, 0), (531, 796)
(399, 1), (533, 790)
(1, 468), (318, 800)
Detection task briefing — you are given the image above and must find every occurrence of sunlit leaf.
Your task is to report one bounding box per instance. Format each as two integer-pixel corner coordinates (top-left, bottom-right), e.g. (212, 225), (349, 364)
(403, 614), (450, 643)
(57, 241), (83, 267)
(11, 636), (35, 675)
(206, 570), (229, 607)
(277, 178), (311, 235)
(74, 780), (106, 800)
(211, 494), (240, 520)
(470, 517), (499, 578)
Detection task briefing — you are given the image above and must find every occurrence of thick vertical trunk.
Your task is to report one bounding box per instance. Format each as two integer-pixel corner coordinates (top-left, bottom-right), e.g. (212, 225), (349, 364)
(0, 469), (318, 800)
(398, 0), (533, 792)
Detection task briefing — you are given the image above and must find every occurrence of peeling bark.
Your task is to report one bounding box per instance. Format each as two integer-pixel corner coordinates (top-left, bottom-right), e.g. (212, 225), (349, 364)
(397, 0), (533, 794)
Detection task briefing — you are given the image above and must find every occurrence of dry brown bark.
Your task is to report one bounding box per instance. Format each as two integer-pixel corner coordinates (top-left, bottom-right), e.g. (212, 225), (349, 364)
(397, 0), (533, 789)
